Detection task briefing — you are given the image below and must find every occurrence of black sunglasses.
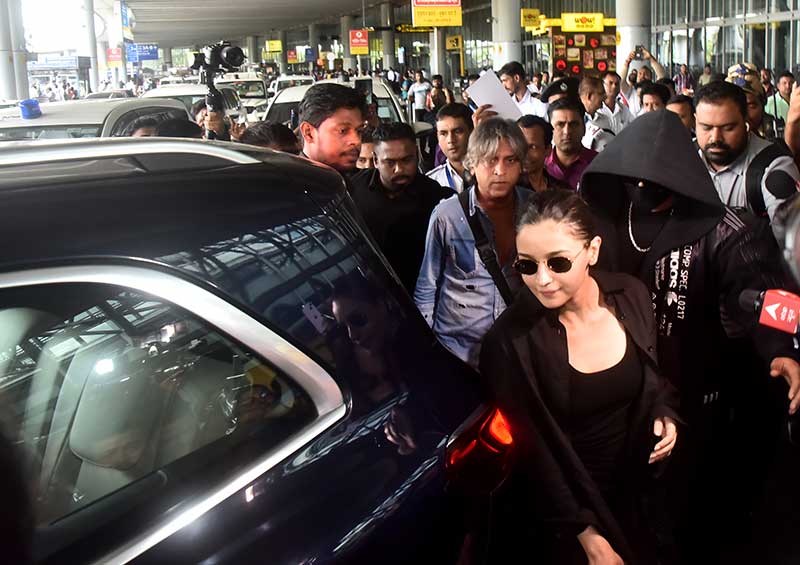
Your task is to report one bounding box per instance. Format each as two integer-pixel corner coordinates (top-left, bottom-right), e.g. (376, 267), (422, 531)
(513, 246), (587, 275)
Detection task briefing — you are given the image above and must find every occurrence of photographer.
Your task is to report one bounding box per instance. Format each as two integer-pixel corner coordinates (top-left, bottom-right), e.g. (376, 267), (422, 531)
(620, 46), (667, 116)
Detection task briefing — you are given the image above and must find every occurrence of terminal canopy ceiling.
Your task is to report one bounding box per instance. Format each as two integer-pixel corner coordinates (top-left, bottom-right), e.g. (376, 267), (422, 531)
(126, 0), (383, 46)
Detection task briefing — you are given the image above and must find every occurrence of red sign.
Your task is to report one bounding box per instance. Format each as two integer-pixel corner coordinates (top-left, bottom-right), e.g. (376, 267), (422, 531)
(350, 29), (369, 55)
(106, 47), (122, 62)
(760, 289), (800, 334)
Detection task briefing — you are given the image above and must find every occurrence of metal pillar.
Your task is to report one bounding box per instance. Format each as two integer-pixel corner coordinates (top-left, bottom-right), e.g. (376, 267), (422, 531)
(308, 23), (319, 73)
(278, 30), (288, 74)
(491, 0), (522, 68)
(81, 0), (99, 93)
(430, 28), (446, 80)
(616, 0), (651, 73)
(246, 35), (259, 64)
(0, 0), (18, 100)
(341, 15), (355, 72)
(8, 0), (27, 99)
(380, 2), (395, 70)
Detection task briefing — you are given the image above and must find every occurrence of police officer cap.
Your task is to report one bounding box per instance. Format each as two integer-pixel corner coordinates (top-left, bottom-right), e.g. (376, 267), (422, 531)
(540, 77), (580, 104)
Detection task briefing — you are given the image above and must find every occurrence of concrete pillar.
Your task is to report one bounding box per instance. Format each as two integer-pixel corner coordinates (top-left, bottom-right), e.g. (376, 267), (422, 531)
(430, 28), (446, 78)
(97, 40), (108, 84)
(0, 0), (16, 100)
(341, 15), (355, 72)
(81, 0), (99, 93)
(491, 0), (522, 67)
(616, 0), (651, 73)
(380, 2), (395, 70)
(277, 30), (288, 74)
(246, 35), (259, 64)
(163, 47), (172, 68)
(308, 23), (319, 73)
(8, 0), (27, 99)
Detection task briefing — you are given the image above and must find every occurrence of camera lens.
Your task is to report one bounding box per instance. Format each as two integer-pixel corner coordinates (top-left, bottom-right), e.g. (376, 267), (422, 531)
(221, 46), (246, 68)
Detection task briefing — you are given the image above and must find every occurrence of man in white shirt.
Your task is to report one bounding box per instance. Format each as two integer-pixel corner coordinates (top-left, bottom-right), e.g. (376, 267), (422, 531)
(597, 71), (634, 135)
(498, 61), (548, 118)
(427, 103), (473, 193)
(579, 76), (615, 151)
(527, 72), (543, 95)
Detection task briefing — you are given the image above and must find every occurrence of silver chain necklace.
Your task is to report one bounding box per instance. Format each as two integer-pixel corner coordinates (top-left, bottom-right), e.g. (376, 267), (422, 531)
(627, 202), (651, 253)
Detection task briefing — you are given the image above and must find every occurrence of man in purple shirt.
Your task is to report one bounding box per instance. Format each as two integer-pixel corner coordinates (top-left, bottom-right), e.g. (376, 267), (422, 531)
(544, 97), (597, 190)
(673, 63), (697, 94)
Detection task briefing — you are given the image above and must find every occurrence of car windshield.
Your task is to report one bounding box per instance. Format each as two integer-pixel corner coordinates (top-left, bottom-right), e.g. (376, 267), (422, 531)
(265, 101), (298, 125)
(157, 94), (205, 113)
(221, 81), (265, 98)
(277, 78), (313, 90)
(0, 125), (101, 140)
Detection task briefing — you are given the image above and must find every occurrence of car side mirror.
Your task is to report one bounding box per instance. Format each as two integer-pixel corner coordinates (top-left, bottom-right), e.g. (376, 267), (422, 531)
(412, 122), (433, 138)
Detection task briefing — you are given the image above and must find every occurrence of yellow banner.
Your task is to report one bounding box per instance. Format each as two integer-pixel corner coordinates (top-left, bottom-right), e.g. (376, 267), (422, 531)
(560, 12), (605, 33)
(412, 6), (462, 27)
(520, 8), (540, 28)
(266, 40), (283, 53)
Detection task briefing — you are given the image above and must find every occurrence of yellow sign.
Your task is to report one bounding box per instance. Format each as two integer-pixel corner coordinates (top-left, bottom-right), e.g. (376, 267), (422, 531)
(287, 49), (298, 64)
(266, 40), (283, 53)
(446, 35), (462, 50)
(520, 8), (540, 28)
(412, 1), (462, 27)
(560, 12), (605, 33)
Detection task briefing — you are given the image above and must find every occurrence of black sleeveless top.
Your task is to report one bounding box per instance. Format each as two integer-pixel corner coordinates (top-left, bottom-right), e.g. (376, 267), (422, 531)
(568, 332), (643, 497)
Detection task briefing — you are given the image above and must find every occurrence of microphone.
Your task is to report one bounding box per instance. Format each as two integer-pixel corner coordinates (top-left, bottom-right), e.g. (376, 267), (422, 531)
(739, 289), (800, 335)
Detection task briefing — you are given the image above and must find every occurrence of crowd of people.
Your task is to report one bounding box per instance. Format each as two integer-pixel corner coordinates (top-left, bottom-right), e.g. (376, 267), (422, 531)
(112, 51), (800, 563)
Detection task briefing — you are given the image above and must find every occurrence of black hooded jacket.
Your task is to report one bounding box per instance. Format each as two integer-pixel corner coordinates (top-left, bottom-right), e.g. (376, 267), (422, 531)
(581, 110), (796, 414)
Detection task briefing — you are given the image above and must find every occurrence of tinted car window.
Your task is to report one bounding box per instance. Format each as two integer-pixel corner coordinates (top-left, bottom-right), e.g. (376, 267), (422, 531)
(0, 282), (316, 551)
(110, 107), (190, 137)
(265, 101), (298, 124)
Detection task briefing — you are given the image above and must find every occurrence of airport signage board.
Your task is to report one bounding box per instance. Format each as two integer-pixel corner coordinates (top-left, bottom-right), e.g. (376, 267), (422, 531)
(350, 29), (369, 55)
(412, 0), (462, 27)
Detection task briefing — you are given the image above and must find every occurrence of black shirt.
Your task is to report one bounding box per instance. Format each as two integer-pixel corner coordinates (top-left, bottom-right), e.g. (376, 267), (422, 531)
(350, 168), (453, 293)
(569, 332), (643, 498)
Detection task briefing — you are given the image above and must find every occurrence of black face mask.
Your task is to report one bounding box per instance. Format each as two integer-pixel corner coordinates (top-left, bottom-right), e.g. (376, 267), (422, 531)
(624, 180), (672, 212)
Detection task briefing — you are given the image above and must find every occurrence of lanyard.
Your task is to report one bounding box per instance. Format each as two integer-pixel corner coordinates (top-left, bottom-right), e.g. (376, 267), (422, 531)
(444, 164), (458, 190)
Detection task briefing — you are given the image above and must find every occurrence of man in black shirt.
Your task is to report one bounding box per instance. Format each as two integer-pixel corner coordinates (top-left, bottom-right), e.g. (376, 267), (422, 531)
(350, 123), (454, 293)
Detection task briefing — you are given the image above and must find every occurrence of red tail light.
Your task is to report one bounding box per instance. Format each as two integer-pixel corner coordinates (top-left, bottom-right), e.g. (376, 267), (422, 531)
(484, 409), (512, 446)
(446, 407), (514, 494)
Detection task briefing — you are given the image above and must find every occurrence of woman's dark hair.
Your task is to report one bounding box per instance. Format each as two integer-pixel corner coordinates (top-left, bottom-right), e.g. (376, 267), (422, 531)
(155, 118), (203, 138)
(517, 190), (597, 242)
(239, 120), (299, 151)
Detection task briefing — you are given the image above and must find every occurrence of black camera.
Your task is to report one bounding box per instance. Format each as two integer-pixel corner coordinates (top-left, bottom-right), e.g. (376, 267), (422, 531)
(190, 41), (246, 139)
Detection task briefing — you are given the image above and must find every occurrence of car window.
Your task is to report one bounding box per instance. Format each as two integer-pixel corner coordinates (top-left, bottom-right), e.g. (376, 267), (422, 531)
(110, 107), (189, 137)
(0, 125), (101, 140)
(0, 282), (317, 553)
(265, 101), (298, 125)
(222, 81), (266, 98)
(375, 97), (399, 122)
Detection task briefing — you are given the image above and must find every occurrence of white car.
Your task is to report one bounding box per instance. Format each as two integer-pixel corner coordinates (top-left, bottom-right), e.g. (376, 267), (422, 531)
(267, 75), (315, 97)
(216, 73), (270, 123)
(85, 90), (135, 100)
(158, 76), (200, 87)
(0, 98), (189, 140)
(143, 84), (245, 122)
(263, 77), (431, 135)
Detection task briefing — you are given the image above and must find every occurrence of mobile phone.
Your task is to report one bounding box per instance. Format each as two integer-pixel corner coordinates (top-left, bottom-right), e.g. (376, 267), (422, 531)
(634, 45), (644, 60)
(467, 98), (478, 112)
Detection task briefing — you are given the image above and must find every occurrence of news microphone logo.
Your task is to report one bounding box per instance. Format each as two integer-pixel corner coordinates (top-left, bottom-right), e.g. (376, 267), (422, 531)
(741, 289), (800, 334)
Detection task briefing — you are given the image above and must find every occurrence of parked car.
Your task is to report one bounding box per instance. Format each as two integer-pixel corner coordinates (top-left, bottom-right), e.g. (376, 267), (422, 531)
(267, 74), (315, 97)
(0, 137), (512, 564)
(0, 98), (189, 140)
(264, 77), (432, 136)
(143, 83), (245, 122)
(84, 90), (135, 100)
(216, 72), (270, 123)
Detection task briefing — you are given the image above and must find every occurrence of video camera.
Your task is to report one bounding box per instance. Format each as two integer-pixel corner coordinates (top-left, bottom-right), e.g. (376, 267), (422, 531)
(190, 41), (246, 139)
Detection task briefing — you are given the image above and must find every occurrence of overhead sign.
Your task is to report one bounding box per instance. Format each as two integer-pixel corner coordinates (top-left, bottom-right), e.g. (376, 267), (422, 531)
(287, 49), (298, 64)
(135, 43), (159, 60)
(412, 0), (462, 27)
(121, 1), (135, 41)
(445, 35), (462, 50)
(125, 42), (139, 63)
(350, 29), (369, 55)
(394, 24), (435, 33)
(305, 47), (316, 62)
(266, 40), (283, 53)
(521, 8), (540, 28)
(560, 12), (605, 33)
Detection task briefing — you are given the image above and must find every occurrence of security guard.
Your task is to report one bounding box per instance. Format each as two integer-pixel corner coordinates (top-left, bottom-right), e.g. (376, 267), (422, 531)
(695, 80), (799, 238)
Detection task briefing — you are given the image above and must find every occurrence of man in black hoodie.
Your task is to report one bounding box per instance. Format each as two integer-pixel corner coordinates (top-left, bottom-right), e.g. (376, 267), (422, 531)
(580, 110), (800, 562)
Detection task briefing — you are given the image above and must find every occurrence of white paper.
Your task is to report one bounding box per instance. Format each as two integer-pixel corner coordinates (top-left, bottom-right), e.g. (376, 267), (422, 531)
(465, 71), (523, 121)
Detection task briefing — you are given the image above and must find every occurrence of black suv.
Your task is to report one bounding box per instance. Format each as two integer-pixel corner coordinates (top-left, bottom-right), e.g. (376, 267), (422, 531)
(0, 138), (512, 564)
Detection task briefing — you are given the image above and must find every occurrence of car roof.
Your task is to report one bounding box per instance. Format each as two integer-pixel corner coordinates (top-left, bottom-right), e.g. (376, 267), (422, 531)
(143, 84), (236, 97)
(217, 73), (265, 82)
(0, 98), (187, 128)
(271, 78), (390, 104)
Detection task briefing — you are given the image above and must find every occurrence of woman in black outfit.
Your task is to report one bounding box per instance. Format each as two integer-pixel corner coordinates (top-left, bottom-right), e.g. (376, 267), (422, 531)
(480, 190), (682, 564)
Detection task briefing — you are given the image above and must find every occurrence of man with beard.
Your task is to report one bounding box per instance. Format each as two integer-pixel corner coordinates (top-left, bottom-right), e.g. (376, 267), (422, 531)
(580, 109), (800, 563)
(350, 123), (453, 293)
(298, 83), (367, 174)
(695, 80), (799, 236)
(427, 103), (473, 193)
(545, 97), (597, 190)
